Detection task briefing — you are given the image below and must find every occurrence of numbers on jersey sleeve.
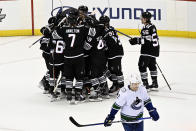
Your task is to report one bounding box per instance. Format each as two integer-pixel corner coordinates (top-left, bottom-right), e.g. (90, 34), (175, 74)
(97, 40), (104, 50)
(55, 40), (65, 53)
(68, 34), (76, 47)
(152, 33), (159, 47)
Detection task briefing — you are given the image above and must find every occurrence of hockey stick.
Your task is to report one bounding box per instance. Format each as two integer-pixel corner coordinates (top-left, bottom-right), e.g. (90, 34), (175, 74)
(69, 116), (151, 127)
(156, 63), (171, 90)
(51, 50), (57, 92)
(29, 36), (44, 48)
(115, 29), (132, 39)
(53, 71), (62, 92)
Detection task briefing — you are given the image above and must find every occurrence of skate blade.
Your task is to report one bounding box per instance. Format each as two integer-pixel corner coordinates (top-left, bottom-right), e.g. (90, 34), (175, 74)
(150, 88), (159, 92)
(88, 98), (103, 102)
(68, 99), (76, 105)
(101, 95), (110, 99)
(75, 99), (86, 104)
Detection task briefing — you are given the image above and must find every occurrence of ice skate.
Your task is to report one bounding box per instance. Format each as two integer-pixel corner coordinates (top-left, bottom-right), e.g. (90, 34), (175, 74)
(149, 80), (158, 91)
(89, 89), (103, 102)
(109, 83), (120, 96)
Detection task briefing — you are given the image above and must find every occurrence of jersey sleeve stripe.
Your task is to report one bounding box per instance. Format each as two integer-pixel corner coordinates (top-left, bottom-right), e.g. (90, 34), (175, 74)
(144, 98), (151, 106)
(112, 103), (121, 110)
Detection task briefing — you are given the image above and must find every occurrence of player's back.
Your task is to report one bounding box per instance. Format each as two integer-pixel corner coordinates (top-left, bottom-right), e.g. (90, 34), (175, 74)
(57, 25), (89, 58)
(141, 23), (160, 57)
(90, 24), (107, 52)
(104, 26), (124, 58)
(48, 30), (65, 65)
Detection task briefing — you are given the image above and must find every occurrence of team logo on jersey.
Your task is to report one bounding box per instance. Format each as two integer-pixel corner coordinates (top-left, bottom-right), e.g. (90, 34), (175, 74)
(0, 9), (6, 22)
(131, 97), (142, 110)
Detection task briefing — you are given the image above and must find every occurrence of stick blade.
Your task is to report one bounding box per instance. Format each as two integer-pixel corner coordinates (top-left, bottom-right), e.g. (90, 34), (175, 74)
(69, 116), (82, 127)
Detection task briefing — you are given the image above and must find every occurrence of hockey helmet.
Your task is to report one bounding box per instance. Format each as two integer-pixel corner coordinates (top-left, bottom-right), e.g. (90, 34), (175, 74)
(129, 74), (141, 84)
(99, 15), (110, 24)
(78, 5), (88, 14)
(141, 12), (152, 22)
(67, 8), (79, 25)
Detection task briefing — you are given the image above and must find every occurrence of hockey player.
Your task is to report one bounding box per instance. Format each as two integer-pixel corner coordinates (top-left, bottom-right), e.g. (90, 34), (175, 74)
(104, 74), (159, 131)
(77, 5), (93, 96)
(39, 36), (51, 94)
(129, 12), (160, 90)
(55, 9), (94, 103)
(85, 17), (110, 101)
(38, 7), (73, 94)
(100, 15), (124, 94)
(47, 30), (66, 101)
(40, 17), (67, 100)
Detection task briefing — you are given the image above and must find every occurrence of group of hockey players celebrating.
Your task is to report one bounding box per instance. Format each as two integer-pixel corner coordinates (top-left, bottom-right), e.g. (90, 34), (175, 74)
(38, 5), (160, 105)
(39, 5), (124, 103)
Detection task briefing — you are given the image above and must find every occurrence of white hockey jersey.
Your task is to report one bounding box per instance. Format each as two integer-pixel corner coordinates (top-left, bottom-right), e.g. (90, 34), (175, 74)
(112, 84), (151, 123)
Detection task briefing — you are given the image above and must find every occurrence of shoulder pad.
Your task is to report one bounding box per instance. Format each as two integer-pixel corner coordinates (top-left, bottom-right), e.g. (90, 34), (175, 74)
(150, 25), (157, 33)
(146, 24), (152, 29)
(40, 38), (50, 44)
(52, 30), (63, 39)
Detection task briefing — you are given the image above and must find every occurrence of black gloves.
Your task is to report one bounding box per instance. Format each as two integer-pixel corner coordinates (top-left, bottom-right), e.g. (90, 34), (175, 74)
(129, 37), (141, 45)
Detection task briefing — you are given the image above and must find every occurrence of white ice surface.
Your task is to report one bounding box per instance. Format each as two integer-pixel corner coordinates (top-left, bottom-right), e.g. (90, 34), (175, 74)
(0, 36), (196, 131)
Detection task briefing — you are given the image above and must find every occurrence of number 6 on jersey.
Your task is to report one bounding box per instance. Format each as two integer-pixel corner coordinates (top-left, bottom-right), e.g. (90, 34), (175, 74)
(55, 40), (65, 54)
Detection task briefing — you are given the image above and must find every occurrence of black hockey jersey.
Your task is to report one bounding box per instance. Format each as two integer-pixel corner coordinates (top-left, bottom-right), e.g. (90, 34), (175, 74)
(140, 23), (160, 57)
(48, 30), (65, 65)
(104, 26), (124, 59)
(40, 37), (50, 55)
(56, 25), (91, 58)
(88, 24), (107, 52)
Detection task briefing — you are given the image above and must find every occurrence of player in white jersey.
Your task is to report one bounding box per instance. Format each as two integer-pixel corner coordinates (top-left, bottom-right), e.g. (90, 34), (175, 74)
(104, 74), (159, 131)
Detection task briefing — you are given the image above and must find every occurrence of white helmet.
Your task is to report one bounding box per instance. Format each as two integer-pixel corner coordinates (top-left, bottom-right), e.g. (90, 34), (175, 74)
(129, 74), (141, 84)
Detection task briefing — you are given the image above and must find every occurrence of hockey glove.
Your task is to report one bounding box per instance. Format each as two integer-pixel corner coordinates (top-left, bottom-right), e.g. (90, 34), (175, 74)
(149, 108), (159, 121)
(145, 102), (159, 121)
(129, 37), (141, 45)
(48, 16), (57, 25)
(40, 26), (52, 37)
(104, 114), (115, 127)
